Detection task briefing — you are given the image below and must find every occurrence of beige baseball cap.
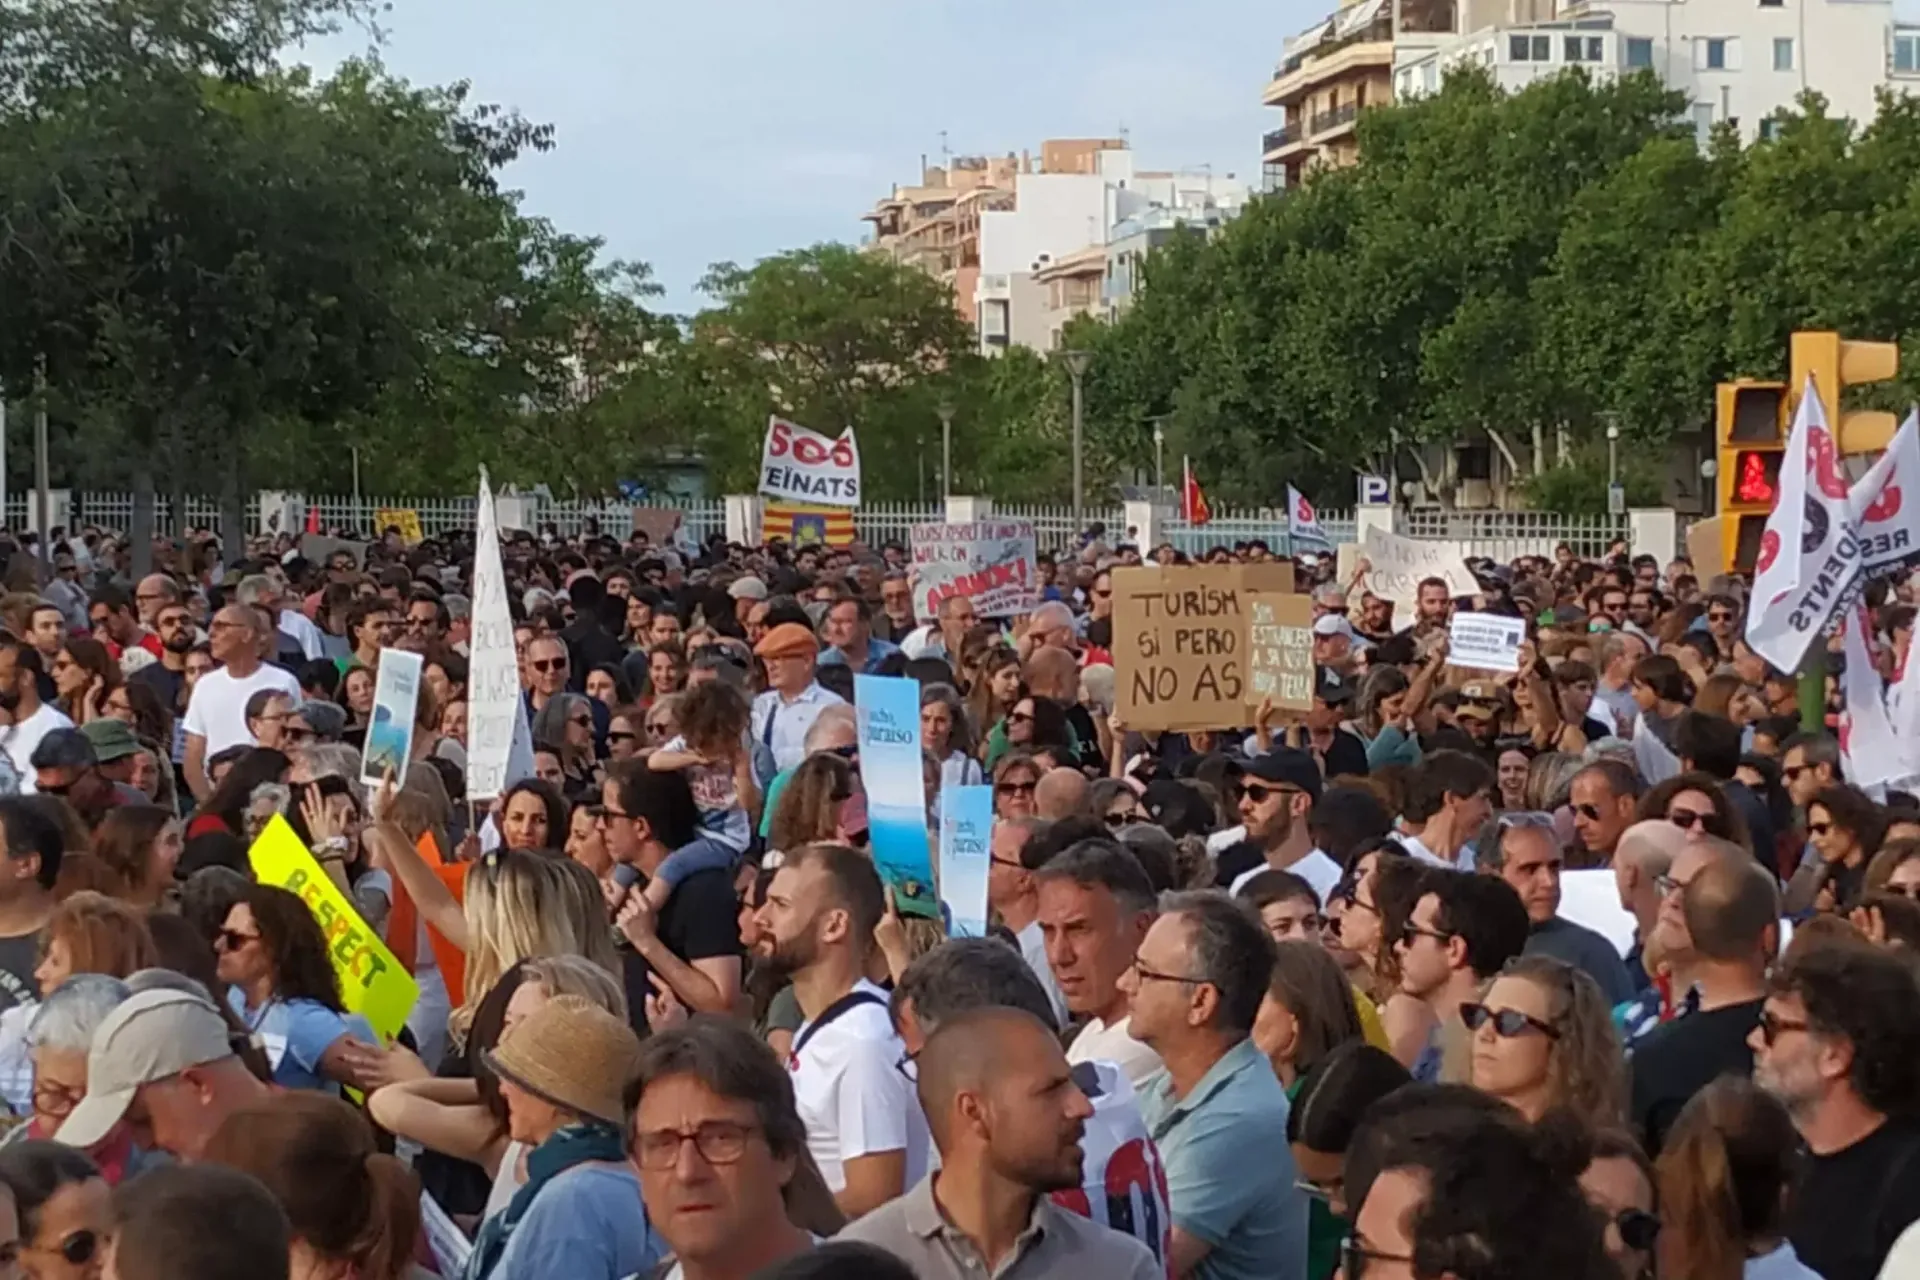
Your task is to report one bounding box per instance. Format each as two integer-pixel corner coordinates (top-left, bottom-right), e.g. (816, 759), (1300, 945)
(56, 987), (233, 1149)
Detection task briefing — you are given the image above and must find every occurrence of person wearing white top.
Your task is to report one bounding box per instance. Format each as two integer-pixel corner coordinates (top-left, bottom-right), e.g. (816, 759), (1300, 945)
(182, 605), (304, 801)
(1034, 840), (1165, 1088)
(749, 624), (846, 777)
(0, 643), (71, 796)
(755, 844), (927, 1219)
(1224, 748), (1346, 901)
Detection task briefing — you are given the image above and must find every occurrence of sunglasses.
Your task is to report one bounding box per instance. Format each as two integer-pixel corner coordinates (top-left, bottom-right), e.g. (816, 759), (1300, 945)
(1615, 1209), (1661, 1252)
(1757, 1010), (1811, 1045)
(1667, 808), (1708, 830)
(1103, 809), (1141, 829)
(1573, 802), (1608, 822)
(46, 1229), (98, 1265)
(215, 928), (259, 952)
(1460, 1001), (1560, 1039)
(1807, 822), (1833, 837)
(1709, 610), (1737, 622)
(568, 715), (592, 728)
(1399, 922), (1453, 948)
(531, 658), (567, 673)
(609, 730), (638, 743)
(1007, 710), (1034, 726)
(1885, 883), (1920, 900)
(1241, 782), (1303, 805)
(996, 781), (1037, 797)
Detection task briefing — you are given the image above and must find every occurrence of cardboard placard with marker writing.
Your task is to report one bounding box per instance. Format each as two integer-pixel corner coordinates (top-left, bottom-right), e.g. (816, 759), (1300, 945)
(1245, 591), (1316, 714)
(1112, 563), (1295, 732)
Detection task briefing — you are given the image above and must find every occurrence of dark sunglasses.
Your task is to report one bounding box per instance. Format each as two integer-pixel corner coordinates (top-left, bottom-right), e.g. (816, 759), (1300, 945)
(1757, 1010), (1811, 1045)
(1007, 710), (1034, 726)
(1240, 783), (1302, 805)
(996, 781), (1037, 797)
(531, 658), (567, 673)
(50, 1230), (98, 1265)
(1460, 1001), (1560, 1040)
(1667, 808), (1707, 830)
(1616, 1209), (1661, 1252)
(1103, 809), (1140, 829)
(1573, 802), (1607, 822)
(1807, 822), (1833, 837)
(1885, 883), (1920, 900)
(215, 928), (259, 952)
(1708, 610), (1737, 622)
(609, 730), (637, 743)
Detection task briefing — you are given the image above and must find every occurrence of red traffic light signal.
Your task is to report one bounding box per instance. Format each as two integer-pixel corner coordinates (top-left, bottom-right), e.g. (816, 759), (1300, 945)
(1734, 450), (1782, 506)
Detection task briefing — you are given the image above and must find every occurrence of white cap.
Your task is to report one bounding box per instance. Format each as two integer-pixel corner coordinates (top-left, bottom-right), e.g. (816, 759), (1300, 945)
(56, 988), (233, 1149)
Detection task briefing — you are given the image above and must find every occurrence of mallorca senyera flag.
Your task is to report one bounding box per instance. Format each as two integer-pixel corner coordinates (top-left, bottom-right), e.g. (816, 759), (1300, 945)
(762, 500), (855, 547)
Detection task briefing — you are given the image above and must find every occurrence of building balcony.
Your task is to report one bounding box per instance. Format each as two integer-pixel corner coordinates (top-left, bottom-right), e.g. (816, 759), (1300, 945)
(1309, 101), (1361, 138)
(1264, 19), (1394, 106)
(1262, 124), (1305, 158)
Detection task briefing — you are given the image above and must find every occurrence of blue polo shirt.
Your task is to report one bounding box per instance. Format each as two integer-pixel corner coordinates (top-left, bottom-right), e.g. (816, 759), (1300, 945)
(1138, 1037), (1307, 1280)
(817, 637), (902, 675)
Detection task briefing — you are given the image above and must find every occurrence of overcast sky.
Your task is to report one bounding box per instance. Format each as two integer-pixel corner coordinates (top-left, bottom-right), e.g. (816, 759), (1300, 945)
(304, 0), (1305, 313)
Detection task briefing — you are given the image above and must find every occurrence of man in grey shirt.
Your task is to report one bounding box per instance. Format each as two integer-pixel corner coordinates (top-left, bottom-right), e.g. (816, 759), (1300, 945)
(1482, 815), (1635, 1005)
(839, 1006), (1158, 1280)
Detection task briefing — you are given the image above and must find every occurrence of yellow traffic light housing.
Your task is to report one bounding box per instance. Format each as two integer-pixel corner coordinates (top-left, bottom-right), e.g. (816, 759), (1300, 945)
(1791, 330), (1901, 454)
(1716, 381), (1788, 575)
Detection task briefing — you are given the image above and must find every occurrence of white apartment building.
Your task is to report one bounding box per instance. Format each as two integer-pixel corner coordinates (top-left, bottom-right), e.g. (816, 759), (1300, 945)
(976, 151), (1246, 353)
(1394, 0), (1908, 143)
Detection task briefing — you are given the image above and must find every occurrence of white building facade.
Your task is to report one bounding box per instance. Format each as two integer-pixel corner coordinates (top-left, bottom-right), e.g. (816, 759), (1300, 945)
(1395, 0), (1907, 143)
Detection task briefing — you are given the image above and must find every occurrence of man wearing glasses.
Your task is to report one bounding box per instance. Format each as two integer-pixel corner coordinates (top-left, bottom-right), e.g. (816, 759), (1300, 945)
(1125, 891), (1305, 1280)
(1218, 749), (1341, 905)
(1395, 872), (1530, 1083)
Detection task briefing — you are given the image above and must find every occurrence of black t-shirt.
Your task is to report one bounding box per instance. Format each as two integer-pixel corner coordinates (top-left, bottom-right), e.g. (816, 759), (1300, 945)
(1790, 1116), (1920, 1280)
(1629, 996), (1763, 1156)
(1318, 728), (1370, 780)
(0, 932), (38, 1013)
(619, 867), (744, 1034)
(130, 661), (185, 715)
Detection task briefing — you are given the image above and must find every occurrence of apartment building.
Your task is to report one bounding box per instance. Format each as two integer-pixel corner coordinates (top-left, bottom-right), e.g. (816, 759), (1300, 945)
(1394, 0), (1906, 144)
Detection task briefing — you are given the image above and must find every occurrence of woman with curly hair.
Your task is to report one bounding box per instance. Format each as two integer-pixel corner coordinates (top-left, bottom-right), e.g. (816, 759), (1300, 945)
(1786, 782), (1889, 914)
(1636, 771), (1753, 851)
(214, 883), (386, 1094)
(767, 754), (859, 856)
(1466, 954), (1625, 1130)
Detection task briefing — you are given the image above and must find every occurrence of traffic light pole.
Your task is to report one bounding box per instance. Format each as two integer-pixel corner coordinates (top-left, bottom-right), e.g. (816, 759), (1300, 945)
(1798, 645), (1826, 734)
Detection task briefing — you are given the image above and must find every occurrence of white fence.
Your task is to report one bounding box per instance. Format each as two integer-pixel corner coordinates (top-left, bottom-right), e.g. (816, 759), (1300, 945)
(12, 491), (1629, 561)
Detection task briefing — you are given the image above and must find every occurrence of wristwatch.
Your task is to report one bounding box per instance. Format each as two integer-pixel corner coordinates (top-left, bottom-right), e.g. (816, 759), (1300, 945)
(314, 836), (350, 861)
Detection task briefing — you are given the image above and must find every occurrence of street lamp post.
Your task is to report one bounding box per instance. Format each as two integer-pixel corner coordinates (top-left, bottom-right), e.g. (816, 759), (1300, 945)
(1153, 419), (1166, 498)
(1062, 350), (1092, 532)
(937, 399), (955, 500)
(1607, 423), (1620, 488)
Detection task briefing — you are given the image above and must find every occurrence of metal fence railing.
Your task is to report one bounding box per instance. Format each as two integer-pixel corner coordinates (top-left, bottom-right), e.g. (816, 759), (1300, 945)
(8, 491), (1635, 562)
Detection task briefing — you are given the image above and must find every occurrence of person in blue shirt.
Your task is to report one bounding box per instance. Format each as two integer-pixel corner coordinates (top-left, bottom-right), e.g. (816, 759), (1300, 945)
(214, 883), (385, 1094)
(816, 595), (900, 676)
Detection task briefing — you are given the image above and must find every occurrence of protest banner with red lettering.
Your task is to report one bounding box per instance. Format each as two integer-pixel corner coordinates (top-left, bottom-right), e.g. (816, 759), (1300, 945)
(1847, 410), (1920, 581)
(758, 417), (861, 507)
(908, 521), (1038, 621)
(1112, 563), (1295, 732)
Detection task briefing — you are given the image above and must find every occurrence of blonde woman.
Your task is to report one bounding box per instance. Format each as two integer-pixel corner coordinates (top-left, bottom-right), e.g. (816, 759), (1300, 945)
(367, 955), (628, 1232)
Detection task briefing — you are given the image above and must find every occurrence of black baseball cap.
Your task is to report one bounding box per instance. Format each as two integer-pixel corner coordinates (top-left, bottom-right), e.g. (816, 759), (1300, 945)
(1242, 748), (1323, 802)
(1316, 666), (1355, 707)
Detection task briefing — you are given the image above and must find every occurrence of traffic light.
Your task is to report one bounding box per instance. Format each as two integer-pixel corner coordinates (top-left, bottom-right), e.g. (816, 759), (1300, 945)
(1716, 380), (1788, 575)
(1791, 330), (1901, 454)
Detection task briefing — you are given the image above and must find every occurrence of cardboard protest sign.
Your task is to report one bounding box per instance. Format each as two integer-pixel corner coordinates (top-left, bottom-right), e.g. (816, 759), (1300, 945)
(908, 520), (1038, 621)
(249, 815), (418, 1041)
(1361, 526), (1477, 607)
(630, 507), (685, 546)
(759, 417), (861, 507)
(373, 508), (424, 544)
(298, 534), (367, 570)
(1448, 612), (1526, 673)
(1245, 592), (1315, 713)
(1112, 562), (1295, 732)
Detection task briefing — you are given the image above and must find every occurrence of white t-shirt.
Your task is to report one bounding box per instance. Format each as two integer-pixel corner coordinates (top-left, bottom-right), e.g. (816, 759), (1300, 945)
(0, 702), (72, 794)
(1067, 1015), (1162, 1089)
(183, 663), (304, 755)
(1052, 1059), (1172, 1268)
(1394, 830), (1471, 871)
(788, 979), (929, 1194)
(1228, 848), (1344, 905)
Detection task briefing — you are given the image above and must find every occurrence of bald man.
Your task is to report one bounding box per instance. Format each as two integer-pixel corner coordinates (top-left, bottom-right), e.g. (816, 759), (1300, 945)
(133, 573), (182, 628)
(1023, 648), (1097, 771)
(840, 1007), (1159, 1280)
(1034, 768), (1090, 822)
(1630, 839), (1777, 1154)
(1615, 819), (1688, 984)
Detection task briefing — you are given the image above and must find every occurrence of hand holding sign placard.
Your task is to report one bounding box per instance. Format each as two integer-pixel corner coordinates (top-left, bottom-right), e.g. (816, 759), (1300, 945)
(1246, 593), (1315, 713)
(1449, 612), (1526, 673)
(1112, 563), (1294, 732)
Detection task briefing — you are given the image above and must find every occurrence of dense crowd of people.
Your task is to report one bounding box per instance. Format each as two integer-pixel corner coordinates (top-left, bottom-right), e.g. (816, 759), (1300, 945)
(0, 519), (1905, 1279)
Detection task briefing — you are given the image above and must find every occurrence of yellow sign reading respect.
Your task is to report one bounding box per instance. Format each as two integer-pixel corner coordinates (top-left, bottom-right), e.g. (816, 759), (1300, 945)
(247, 815), (418, 1043)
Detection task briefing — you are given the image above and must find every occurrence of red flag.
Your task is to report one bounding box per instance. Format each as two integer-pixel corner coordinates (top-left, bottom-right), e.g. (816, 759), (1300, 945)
(305, 504), (320, 534)
(1181, 457), (1212, 525)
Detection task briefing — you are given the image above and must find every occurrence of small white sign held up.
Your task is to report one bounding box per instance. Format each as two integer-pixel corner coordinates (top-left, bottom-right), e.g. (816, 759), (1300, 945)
(1449, 612), (1526, 674)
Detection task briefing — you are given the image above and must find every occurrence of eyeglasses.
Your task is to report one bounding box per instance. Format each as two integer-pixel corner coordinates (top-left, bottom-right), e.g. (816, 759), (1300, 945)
(569, 715), (592, 728)
(283, 726), (315, 744)
(1667, 808), (1708, 830)
(1807, 822), (1833, 837)
(1129, 957), (1203, 986)
(894, 1048), (920, 1083)
(1573, 802), (1608, 822)
(632, 1120), (759, 1170)
(531, 658), (568, 673)
(1653, 872), (1696, 899)
(598, 807), (633, 825)
(1293, 1174), (1343, 1203)
(1757, 1010), (1811, 1046)
(1708, 610), (1737, 623)
(214, 928), (259, 952)
(609, 730), (638, 743)
(996, 781), (1037, 797)
(1341, 1237), (1416, 1279)
(1460, 1001), (1561, 1040)
(1103, 809), (1141, 829)
(1885, 882), (1920, 900)
(42, 1230), (99, 1265)
(32, 1078), (82, 1119)
(1007, 710), (1034, 726)
(1241, 783), (1304, 805)
(1398, 922), (1454, 948)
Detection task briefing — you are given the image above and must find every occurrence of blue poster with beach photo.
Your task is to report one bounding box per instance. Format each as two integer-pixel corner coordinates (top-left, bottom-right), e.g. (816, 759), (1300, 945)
(938, 785), (993, 938)
(854, 675), (939, 919)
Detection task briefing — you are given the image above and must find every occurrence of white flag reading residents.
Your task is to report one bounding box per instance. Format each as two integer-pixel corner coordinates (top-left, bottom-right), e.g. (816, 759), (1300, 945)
(1889, 618), (1920, 783)
(1746, 378), (1864, 673)
(1847, 409), (1920, 580)
(1287, 485), (1332, 550)
(1838, 605), (1901, 789)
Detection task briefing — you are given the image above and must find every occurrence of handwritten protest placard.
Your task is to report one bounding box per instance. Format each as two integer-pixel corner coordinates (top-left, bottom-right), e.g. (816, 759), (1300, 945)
(759, 418), (861, 506)
(1449, 611), (1526, 673)
(1361, 527), (1477, 607)
(1112, 562), (1294, 732)
(908, 521), (1038, 621)
(1246, 592), (1315, 713)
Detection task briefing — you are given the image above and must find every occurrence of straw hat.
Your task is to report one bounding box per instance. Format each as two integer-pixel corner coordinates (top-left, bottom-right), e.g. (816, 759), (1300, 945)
(484, 995), (641, 1127)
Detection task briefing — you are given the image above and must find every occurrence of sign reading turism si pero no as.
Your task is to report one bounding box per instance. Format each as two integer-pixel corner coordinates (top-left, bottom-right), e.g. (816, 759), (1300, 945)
(1112, 562), (1295, 732)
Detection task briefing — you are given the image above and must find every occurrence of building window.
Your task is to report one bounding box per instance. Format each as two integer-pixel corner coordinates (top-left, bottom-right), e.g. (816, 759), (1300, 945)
(1457, 443), (1493, 482)
(1400, 69), (1414, 94)
(1897, 34), (1920, 74)
(1564, 35), (1606, 62)
(1697, 37), (1736, 70)
(1565, 35), (1585, 61)
(1509, 33), (1531, 60)
(1588, 37), (1605, 62)
(1772, 38), (1793, 70)
(1422, 62), (1438, 90)
(1534, 34), (1551, 60)
(1759, 0), (1783, 7)
(1759, 117), (1783, 140)
(1626, 36), (1654, 68)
